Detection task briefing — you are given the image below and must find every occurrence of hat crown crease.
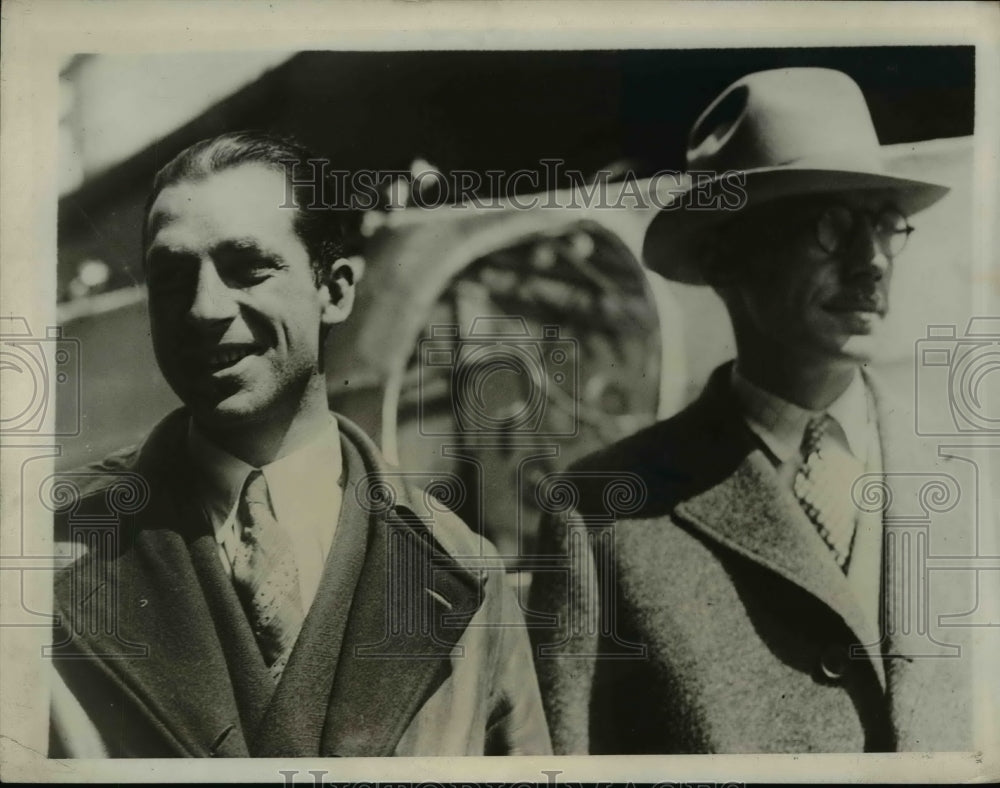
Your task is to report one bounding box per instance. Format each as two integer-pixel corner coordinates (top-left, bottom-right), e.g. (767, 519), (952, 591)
(687, 68), (882, 175)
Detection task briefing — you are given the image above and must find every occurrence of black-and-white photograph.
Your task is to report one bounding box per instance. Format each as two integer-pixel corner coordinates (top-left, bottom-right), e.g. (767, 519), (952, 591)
(1, 0), (998, 782)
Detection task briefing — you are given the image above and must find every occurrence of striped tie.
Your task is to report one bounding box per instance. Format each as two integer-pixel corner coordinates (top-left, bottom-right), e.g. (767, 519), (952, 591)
(793, 414), (861, 571)
(231, 470), (304, 681)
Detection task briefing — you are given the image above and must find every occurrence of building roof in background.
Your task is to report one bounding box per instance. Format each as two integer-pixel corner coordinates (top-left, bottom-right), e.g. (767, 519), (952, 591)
(60, 52), (295, 194)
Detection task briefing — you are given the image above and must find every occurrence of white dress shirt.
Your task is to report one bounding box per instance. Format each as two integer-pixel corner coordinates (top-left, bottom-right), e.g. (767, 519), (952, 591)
(731, 365), (874, 467)
(730, 365), (884, 630)
(187, 416), (344, 612)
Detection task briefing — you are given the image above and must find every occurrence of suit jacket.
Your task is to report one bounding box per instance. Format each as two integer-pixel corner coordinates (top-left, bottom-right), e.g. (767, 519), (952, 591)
(529, 362), (976, 754)
(49, 409), (551, 757)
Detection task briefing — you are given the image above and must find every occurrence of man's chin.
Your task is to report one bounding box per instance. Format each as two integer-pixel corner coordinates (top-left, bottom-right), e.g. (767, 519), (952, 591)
(814, 312), (886, 363)
(186, 394), (271, 431)
(836, 333), (883, 364)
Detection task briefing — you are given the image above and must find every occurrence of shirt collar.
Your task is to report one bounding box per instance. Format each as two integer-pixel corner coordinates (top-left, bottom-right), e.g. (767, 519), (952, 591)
(187, 415), (343, 545)
(730, 364), (871, 463)
(826, 370), (871, 460)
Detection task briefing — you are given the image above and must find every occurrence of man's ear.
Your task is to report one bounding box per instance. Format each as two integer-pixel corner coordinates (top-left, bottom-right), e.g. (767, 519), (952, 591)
(319, 255), (364, 326)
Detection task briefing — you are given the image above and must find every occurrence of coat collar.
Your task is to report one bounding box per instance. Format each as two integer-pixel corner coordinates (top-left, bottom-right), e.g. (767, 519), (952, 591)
(55, 408), (485, 757)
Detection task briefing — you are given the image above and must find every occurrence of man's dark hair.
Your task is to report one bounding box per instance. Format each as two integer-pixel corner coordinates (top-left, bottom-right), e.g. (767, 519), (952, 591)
(143, 130), (362, 286)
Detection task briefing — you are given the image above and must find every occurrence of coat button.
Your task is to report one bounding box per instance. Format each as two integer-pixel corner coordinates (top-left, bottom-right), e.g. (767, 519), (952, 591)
(819, 644), (849, 680)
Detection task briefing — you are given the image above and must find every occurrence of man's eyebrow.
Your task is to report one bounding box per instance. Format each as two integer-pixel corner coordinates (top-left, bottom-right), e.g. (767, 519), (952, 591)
(212, 239), (284, 263)
(215, 238), (266, 252)
(145, 243), (196, 267)
(144, 209), (172, 243)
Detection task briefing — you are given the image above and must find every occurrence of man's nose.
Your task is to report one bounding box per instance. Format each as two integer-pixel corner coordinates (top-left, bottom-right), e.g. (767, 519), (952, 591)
(843, 217), (890, 279)
(187, 260), (238, 324)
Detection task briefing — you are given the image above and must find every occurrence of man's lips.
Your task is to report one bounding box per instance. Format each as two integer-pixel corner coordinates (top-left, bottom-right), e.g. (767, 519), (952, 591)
(824, 292), (886, 315)
(181, 344), (263, 372)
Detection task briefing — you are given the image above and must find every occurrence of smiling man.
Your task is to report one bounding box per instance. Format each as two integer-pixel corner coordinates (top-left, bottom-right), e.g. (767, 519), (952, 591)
(49, 131), (551, 758)
(530, 69), (974, 753)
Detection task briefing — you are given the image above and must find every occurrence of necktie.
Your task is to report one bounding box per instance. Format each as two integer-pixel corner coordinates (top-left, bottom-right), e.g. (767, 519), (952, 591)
(793, 414), (860, 571)
(231, 470), (304, 681)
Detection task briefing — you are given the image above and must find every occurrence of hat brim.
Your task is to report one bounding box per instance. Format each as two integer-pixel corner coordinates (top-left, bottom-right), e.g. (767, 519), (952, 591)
(641, 167), (951, 285)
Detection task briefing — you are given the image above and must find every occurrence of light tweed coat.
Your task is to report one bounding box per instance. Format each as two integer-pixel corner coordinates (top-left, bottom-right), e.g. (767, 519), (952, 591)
(529, 362), (976, 754)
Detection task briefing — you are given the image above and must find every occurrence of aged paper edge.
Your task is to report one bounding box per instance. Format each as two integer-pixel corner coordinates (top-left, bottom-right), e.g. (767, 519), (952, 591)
(1, 0), (998, 782)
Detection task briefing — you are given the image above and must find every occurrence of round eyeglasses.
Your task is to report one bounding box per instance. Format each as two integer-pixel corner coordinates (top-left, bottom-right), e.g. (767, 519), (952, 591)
(814, 204), (914, 258)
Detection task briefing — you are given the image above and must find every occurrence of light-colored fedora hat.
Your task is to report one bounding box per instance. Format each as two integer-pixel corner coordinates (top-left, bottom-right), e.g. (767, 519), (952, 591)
(642, 68), (950, 285)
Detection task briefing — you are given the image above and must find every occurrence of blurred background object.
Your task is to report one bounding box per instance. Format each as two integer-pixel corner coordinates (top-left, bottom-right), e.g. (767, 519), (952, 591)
(330, 204), (680, 563)
(54, 48), (977, 561)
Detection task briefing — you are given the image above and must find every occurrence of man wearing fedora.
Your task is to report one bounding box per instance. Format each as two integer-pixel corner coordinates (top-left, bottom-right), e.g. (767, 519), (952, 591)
(529, 68), (975, 753)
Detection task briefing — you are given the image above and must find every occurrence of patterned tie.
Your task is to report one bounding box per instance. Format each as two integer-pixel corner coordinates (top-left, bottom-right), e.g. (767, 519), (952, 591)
(231, 470), (304, 681)
(793, 413), (860, 571)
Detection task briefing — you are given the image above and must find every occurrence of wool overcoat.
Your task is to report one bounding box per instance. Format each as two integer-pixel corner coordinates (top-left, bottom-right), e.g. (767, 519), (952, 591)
(529, 362), (976, 753)
(50, 409), (552, 757)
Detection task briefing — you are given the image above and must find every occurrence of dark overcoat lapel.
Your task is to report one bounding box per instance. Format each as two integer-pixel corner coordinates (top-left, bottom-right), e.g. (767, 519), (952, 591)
(52, 409), (486, 757)
(254, 416), (485, 757)
(53, 409), (252, 756)
(318, 427), (486, 756)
